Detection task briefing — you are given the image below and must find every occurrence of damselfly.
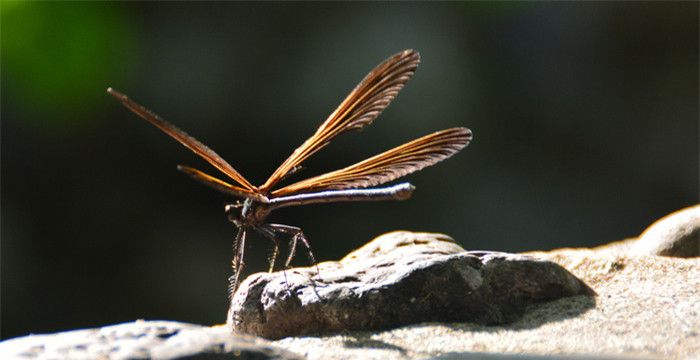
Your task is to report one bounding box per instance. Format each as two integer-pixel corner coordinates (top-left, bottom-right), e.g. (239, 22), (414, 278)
(108, 49), (472, 293)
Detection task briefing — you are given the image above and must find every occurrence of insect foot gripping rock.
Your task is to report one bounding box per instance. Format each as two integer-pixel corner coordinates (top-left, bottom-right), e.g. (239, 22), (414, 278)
(227, 231), (595, 339)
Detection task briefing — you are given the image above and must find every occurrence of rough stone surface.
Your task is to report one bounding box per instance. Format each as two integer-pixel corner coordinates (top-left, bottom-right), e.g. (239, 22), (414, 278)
(0, 320), (303, 360)
(272, 248), (700, 360)
(633, 204), (700, 257)
(6, 214), (699, 360)
(228, 232), (594, 339)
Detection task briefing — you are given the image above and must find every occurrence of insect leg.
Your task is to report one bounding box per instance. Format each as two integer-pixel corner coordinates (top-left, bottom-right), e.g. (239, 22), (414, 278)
(268, 238), (280, 273)
(256, 226), (292, 293)
(265, 224), (320, 279)
(255, 226), (281, 273)
(228, 227), (247, 297)
(284, 232), (298, 269)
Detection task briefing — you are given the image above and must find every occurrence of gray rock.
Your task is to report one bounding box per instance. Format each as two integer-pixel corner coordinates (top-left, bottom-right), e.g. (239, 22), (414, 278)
(0, 320), (303, 360)
(634, 204), (700, 257)
(274, 248), (700, 360)
(228, 231), (594, 339)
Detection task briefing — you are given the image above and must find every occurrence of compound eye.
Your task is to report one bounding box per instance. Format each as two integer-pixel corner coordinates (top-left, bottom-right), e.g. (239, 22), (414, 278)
(224, 203), (243, 223)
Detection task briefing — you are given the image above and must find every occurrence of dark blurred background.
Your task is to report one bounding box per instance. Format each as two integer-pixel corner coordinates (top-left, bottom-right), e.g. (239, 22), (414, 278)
(1, 2), (697, 339)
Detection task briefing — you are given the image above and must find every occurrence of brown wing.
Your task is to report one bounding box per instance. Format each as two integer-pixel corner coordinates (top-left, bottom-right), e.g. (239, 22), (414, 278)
(258, 49), (421, 192)
(177, 165), (267, 202)
(272, 127), (471, 196)
(107, 88), (256, 192)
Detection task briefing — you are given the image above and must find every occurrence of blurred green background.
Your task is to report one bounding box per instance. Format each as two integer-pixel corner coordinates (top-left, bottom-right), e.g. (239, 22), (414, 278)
(1, 2), (697, 339)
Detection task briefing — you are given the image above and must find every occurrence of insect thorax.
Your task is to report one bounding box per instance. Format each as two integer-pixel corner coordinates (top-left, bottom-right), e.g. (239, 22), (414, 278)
(224, 198), (269, 227)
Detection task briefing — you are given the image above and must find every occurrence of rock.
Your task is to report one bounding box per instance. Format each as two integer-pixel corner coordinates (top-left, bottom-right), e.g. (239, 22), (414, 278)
(273, 248), (700, 360)
(633, 204), (700, 257)
(0, 320), (303, 360)
(228, 231), (594, 339)
(5, 227), (698, 360)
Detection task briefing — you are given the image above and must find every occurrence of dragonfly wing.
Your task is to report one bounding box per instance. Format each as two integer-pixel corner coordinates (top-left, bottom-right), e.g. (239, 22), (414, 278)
(177, 165), (265, 201)
(259, 49), (421, 192)
(108, 88), (256, 191)
(272, 127), (471, 196)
